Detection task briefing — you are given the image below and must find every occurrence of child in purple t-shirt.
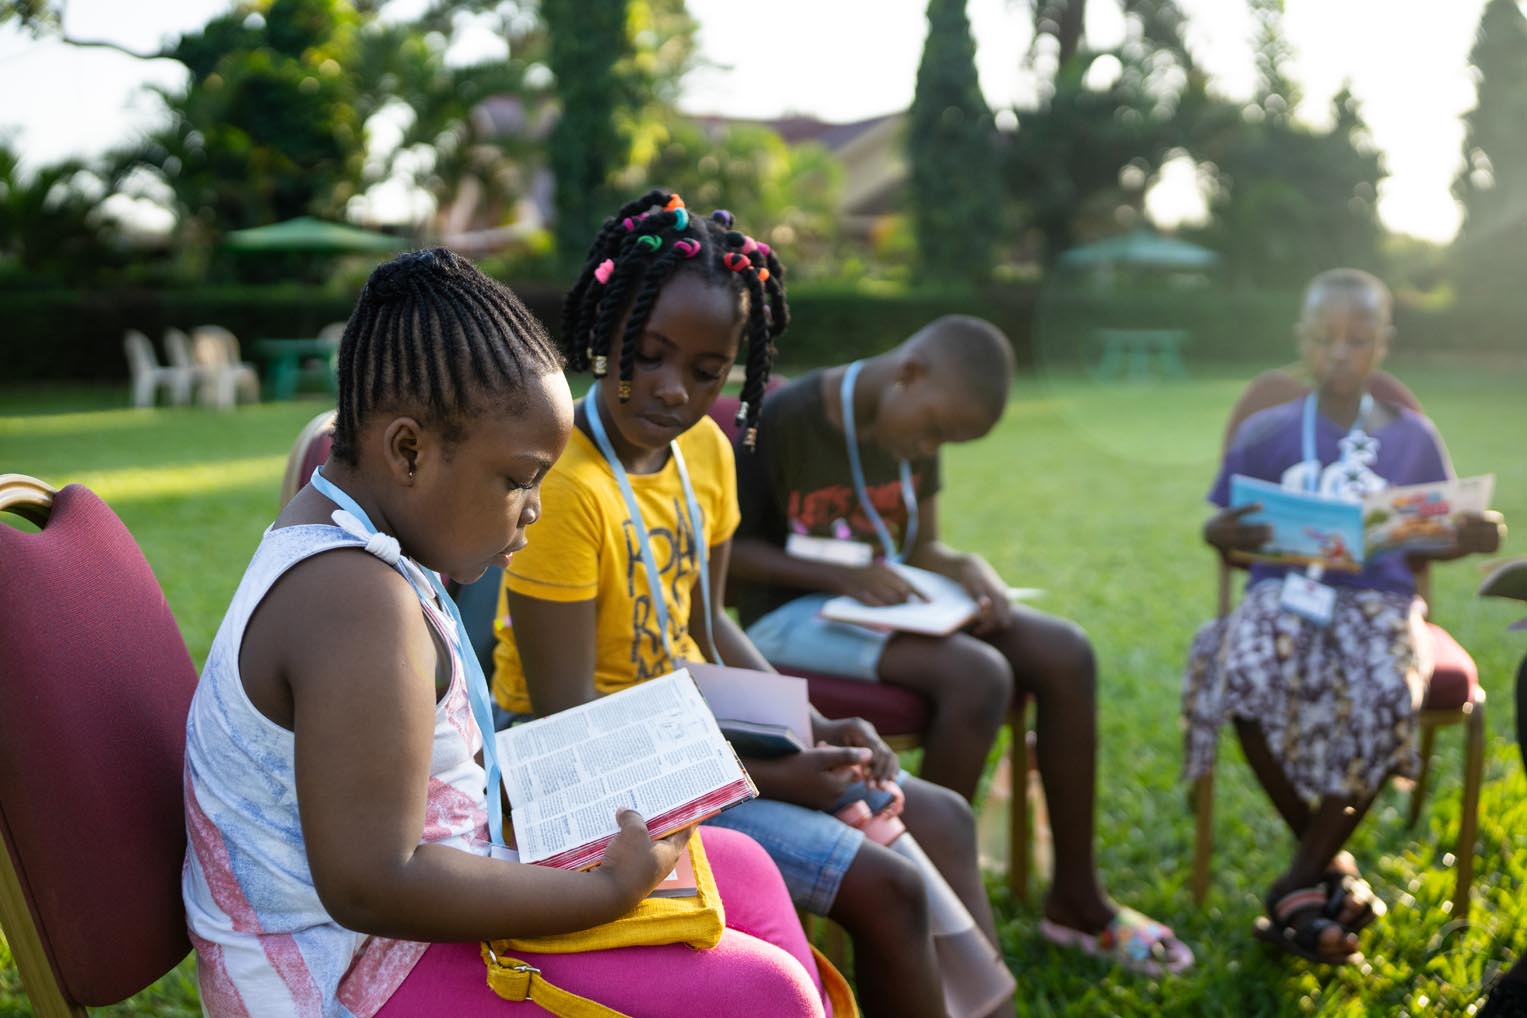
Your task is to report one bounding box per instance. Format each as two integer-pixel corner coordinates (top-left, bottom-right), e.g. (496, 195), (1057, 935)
(1183, 269), (1505, 966)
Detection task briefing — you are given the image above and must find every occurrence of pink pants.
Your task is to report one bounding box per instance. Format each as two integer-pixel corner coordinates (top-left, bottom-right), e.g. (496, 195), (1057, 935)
(375, 827), (830, 1017)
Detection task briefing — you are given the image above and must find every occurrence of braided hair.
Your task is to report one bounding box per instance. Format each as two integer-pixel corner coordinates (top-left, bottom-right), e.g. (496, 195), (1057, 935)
(331, 247), (564, 465)
(561, 189), (789, 449)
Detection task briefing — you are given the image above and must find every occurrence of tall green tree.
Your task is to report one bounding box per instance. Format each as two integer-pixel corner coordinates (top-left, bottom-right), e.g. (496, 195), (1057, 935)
(1004, 0), (1199, 264)
(543, 0), (629, 269)
(1453, 0), (1527, 297)
(137, 0), (369, 240)
(907, 0), (999, 285)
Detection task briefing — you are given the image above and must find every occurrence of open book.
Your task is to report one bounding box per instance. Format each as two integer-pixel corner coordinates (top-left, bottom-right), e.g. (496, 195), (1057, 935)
(819, 563), (979, 636)
(495, 669), (758, 871)
(685, 660), (813, 759)
(1229, 474), (1495, 569)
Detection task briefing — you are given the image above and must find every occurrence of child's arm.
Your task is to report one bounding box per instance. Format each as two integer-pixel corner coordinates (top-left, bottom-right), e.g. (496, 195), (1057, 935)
(703, 539), (899, 792)
(903, 495), (1013, 634)
(505, 590), (600, 716)
(730, 535), (927, 605)
(272, 552), (681, 943)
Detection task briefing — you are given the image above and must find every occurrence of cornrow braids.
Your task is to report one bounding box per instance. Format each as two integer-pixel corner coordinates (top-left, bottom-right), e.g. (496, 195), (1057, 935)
(560, 190), (789, 449)
(331, 247), (564, 465)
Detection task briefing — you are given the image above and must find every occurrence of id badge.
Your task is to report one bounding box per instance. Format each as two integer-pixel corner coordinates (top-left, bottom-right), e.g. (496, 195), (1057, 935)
(1280, 572), (1336, 627)
(785, 532), (873, 567)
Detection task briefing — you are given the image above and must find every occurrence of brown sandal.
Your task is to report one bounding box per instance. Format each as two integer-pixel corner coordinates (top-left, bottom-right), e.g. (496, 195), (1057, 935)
(1253, 886), (1363, 965)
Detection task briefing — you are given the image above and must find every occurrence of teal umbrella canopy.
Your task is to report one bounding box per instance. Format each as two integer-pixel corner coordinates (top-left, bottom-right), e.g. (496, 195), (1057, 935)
(1058, 229), (1219, 270)
(223, 216), (406, 254)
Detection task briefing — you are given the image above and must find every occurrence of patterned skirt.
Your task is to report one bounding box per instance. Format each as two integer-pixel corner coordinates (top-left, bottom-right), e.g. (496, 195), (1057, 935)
(1182, 578), (1432, 803)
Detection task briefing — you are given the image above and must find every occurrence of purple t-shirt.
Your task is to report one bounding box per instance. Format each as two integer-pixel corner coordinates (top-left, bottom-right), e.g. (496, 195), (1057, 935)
(1209, 397), (1453, 595)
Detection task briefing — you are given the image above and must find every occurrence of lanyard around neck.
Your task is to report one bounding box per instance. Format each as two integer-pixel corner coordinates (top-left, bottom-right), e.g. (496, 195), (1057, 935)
(1300, 391), (1374, 494)
(840, 360), (918, 563)
(584, 383), (715, 666)
(309, 466), (506, 847)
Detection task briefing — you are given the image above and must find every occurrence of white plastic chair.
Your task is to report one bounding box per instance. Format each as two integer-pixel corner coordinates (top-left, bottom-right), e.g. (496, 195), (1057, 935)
(189, 325), (261, 409)
(122, 330), (192, 408)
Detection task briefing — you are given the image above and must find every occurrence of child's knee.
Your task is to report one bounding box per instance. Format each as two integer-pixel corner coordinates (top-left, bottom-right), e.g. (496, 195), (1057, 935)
(910, 779), (978, 849)
(949, 638), (1015, 712)
(836, 843), (929, 936)
(1056, 618), (1096, 678)
(706, 932), (827, 1018)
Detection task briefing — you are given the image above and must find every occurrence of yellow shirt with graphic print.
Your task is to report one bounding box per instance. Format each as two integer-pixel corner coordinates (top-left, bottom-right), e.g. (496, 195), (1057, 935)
(491, 412), (741, 715)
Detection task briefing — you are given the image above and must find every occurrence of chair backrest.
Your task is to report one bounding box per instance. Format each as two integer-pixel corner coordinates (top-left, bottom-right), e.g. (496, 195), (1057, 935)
(163, 327), (197, 371)
(0, 475), (198, 1011)
(190, 325), (240, 369)
(123, 329), (160, 373)
(1221, 365), (1423, 454)
(706, 375), (788, 445)
(281, 409), (339, 508)
(317, 321), (348, 344)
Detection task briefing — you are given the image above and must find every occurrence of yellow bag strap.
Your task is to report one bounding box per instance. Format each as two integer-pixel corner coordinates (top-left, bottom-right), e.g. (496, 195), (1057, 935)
(808, 944), (861, 1018)
(481, 944), (634, 1018)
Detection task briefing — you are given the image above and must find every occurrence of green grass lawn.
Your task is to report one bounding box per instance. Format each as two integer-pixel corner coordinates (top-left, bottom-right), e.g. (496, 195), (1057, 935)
(2, 358), (1524, 1016)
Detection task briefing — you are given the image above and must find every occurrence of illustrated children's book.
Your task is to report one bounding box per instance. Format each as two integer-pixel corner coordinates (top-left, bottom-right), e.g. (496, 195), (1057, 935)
(684, 660), (812, 759)
(1229, 474), (1495, 570)
(495, 669), (758, 871)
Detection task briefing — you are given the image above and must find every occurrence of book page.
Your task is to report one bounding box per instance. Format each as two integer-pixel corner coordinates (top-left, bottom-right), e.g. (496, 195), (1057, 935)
(685, 661), (813, 745)
(818, 563), (980, 636)
(1229, 474), (1365, 569)
(496, 670), (755, 866)
(1363, 474), (1495, 557)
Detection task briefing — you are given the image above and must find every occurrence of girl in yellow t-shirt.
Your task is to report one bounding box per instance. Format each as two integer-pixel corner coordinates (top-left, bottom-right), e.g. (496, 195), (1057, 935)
(492, 191), (1010, 1018)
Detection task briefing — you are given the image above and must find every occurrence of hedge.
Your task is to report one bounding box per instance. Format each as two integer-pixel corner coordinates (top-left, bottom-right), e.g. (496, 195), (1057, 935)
(0, 282), (1520, 384)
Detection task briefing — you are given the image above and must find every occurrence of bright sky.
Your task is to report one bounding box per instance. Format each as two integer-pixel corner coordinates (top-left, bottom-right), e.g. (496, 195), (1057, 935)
(0, 0), (1495, 242)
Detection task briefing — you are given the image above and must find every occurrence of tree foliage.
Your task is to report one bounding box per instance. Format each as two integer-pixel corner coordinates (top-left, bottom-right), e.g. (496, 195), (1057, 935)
(1453, 0), (1527, 297)
(0, 140), (124, 283)
(1188, 2), (1384, 287)
(908, 0), (999, 285)
(542, 0), (629, 268)
(642, 120), (841, 275)
(1004, 0), (1198, 265)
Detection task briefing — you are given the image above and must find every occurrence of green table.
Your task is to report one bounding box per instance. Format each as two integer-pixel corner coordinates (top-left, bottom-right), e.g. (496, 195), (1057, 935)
(253, 338), (340, 401)
(1093, 328), (1188, 382)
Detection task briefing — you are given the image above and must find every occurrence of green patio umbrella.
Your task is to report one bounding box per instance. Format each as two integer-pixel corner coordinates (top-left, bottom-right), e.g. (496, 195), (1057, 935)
(1057, 229), (1219, 270)
(222, 216), (407, 254)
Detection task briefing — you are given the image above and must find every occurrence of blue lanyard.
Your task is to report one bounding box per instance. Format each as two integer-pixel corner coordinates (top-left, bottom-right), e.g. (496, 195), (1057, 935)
(584, 383), (715, 666)
(1300, 392), (1373, 494)
(308, 466), (506, 847)
(841, 360), (918, 563)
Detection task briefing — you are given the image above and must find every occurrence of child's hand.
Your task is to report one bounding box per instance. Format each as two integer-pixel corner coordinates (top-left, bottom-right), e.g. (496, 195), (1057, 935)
(597, 809), (691, 906)
(1203, 503), (1272, 554)
(1454, 510), (1506, 555)
(956, 554), (1013, 634)
(837, 563), (922, 606)
(749, 745), (873, 811)
(813, 716), (898, 785)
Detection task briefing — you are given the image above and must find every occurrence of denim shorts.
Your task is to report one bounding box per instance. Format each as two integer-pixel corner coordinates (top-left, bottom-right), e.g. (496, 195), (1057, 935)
(701, 771), (910, 915)
(744, 594), (891, 681)
(702, 799), (864, 914)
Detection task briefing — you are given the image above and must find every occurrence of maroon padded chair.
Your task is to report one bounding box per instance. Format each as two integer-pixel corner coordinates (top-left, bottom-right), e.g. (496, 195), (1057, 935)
(279, 408), (338, 508)
(0, 474), (200, 1015)
(1190, 371), (1485, 920)
(710, 391), (1040, 901)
